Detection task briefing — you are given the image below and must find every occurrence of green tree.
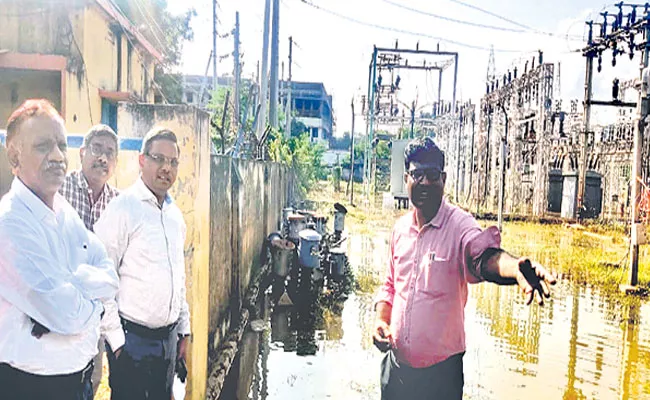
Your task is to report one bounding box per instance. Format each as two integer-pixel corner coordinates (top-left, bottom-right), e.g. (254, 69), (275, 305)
(269, 133), (325, 195)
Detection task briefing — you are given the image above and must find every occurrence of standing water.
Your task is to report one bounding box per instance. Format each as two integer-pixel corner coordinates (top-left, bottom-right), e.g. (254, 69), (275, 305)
(223, 218), (650, 400)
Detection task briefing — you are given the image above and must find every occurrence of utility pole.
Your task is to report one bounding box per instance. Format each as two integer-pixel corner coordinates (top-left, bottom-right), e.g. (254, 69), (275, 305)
(628, 14), (650, 288)
(455, 106), (463, 203)
(349, 98), (355, 205)
(468, 106), (475, 200)
(269, 0), (280, 131)
(258, 0), (271, 138)
(578, 51), (594, 220)
(409, 100), (415, 138)
(233, 12), (241, 132)
(212, 0), (217, 90)
(285, 36), (293, 136)
(498, 103), (508, 232)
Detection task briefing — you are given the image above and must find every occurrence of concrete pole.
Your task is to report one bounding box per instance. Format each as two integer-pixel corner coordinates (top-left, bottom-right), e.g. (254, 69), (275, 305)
(269, 0), (280, 131)
(498, 104), (508, 232)
(468, 106), (475, 203)
(349, 98), (355, 205)
(212, 0), (217, 90)
(233, 12), (241, 132)
(627, 16), (650, 288)
(456, 107), (462, 203)
(367, 47), (378, 196)
(578, 55), (594, 220)
(258, 0), (271, 138)
(285, 36), (293, 136)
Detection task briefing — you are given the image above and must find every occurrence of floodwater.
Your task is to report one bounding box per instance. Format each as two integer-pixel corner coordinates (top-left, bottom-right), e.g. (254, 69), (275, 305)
(222, 219), (650, 400)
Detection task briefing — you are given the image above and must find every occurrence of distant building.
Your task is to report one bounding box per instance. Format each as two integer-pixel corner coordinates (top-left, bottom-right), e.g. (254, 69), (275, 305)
(280, 81), (333, 144)
(181, 75), (237, 109)
(0, 0), (163, 133)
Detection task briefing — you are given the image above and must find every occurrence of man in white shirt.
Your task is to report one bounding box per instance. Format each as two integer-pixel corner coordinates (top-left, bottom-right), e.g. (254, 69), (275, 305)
(0, 99), (119, 399)
(95, 127), (191, 399)
(59, 124), (120, 396)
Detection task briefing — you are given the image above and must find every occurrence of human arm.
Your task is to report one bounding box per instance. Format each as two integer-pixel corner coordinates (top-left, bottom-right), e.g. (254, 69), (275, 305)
(480, 249), (557, 305)
(0, 219), (102, 335)
(373, 230), (396, 352)
(176, 222), (191, 362)
(94, 201), (130, 353)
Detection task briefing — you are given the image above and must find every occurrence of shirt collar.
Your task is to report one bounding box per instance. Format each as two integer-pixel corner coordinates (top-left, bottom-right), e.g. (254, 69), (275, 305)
(133, 177), (173, 207)
(409, 198), (449, 231)
(11, 177), (63, 221)
(75, 170), (89, 191)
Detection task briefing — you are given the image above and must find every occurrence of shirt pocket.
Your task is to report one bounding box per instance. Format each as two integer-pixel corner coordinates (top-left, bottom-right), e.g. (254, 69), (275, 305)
(419, 252), (458, 298)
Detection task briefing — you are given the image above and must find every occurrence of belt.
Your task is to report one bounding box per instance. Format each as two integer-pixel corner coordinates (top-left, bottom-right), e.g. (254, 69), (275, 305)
(0, 360), (93, 384)
(121, 318), (177, 340)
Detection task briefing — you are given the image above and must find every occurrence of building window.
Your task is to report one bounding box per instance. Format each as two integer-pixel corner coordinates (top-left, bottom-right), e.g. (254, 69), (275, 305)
(187, 92), (194, 103)
(311, 127), (318, 139)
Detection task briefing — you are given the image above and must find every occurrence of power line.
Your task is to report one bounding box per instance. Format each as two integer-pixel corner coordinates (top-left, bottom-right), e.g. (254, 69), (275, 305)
(380, 0), (526, 33)
(132, 0), (168, 56)
(448, 0), (581, 39)
(299, 0), (533, 53)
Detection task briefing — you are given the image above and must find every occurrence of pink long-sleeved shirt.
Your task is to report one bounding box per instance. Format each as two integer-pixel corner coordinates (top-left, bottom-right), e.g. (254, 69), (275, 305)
(376, 199), (501, 368)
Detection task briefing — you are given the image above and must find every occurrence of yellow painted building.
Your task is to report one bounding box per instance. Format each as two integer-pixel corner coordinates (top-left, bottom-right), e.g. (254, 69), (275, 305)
(0, 0), (161, 133)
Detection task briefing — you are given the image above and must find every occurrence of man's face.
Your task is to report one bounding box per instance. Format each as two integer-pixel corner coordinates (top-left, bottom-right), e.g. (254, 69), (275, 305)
(139, 139), (179, 199)
(8, 115), (68, 200)
(80, 135), (117, 186)
(405, 161), (446, 210)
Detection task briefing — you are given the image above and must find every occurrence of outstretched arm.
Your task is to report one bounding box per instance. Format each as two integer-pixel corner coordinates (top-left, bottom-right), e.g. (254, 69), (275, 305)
(481, 249), (557, 305)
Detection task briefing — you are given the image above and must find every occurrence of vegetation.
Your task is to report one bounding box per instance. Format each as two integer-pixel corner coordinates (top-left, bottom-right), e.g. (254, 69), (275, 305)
(269, 133), (326, 196)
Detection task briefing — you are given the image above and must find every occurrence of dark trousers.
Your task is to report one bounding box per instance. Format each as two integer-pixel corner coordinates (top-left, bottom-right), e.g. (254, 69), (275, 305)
(107, 320), (178, 400)
(0, 361), (93, 400)
(381, 351), (465, 400)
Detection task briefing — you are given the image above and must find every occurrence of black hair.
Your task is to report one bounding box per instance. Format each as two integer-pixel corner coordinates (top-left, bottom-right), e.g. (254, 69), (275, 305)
(404, 136), (445, 170)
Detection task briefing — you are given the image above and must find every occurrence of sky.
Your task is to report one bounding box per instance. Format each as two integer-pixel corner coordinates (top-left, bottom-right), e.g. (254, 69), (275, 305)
(167, 0), (637, 136)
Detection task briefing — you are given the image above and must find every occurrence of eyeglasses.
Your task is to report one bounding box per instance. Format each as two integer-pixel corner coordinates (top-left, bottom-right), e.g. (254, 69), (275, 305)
(89, 143), (116, 160)
(146, 153), (180, 168)
(407, 168), (442, 183)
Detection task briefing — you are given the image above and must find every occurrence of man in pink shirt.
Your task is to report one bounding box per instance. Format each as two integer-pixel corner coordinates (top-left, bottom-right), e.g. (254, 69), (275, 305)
(374, 137), (556, 399)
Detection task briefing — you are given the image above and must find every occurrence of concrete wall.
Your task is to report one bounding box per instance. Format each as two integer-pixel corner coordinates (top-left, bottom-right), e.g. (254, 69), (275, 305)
(0, 70), (62, 128)
(117, 103), (211, 400)
(0, 1), (155, 133)
(208, 157), (292, 354)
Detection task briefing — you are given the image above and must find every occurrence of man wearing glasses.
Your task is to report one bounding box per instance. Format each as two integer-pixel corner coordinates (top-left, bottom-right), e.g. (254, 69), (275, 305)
(59, 124), (120, 395)
(373, 137), (557, 399)
(94, 127), (191, 399)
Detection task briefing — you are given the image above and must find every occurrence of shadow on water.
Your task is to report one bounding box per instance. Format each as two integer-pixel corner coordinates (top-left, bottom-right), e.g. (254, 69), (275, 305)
(221, 221), (650, 400)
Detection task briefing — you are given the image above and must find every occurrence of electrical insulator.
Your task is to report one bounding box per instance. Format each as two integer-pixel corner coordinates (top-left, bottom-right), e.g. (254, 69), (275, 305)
(616, 4), (623, 30)
(597, 53), (603, 73)
(601, 12), (608, 37)
(377, 74), (383, 88)
(539, 50), (543, 65)
(612, 52), (617, 67)
(508, 70), (512, 83)
(630, 6), (637, 25)
(486, 83), (490, 94)
(514, 67), (518, 79)
(394, 75), (401, 89)
(612, 78), (620, 101)
(629, 35), (635, 59)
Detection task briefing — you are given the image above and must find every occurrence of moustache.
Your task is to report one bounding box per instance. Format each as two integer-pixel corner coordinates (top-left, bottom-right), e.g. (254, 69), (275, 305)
(46, 162), (66, 172)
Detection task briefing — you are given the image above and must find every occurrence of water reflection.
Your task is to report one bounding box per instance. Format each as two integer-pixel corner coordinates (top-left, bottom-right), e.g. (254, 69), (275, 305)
(223, 221), (650, 400)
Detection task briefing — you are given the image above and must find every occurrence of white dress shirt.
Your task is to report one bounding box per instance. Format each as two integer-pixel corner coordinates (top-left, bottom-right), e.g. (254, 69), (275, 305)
(95, 178), (191, 351)
(0, 178), (119, 375)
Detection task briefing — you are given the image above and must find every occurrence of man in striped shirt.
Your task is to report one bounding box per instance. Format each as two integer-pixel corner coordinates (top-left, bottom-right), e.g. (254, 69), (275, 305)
(59, 124), (120, 395)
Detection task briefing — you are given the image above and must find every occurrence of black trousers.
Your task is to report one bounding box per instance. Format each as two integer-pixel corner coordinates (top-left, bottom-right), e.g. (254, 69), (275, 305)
(0, 361), (93, 400)
(380, 351), (465, 400)
(107, 320), (178, 400)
